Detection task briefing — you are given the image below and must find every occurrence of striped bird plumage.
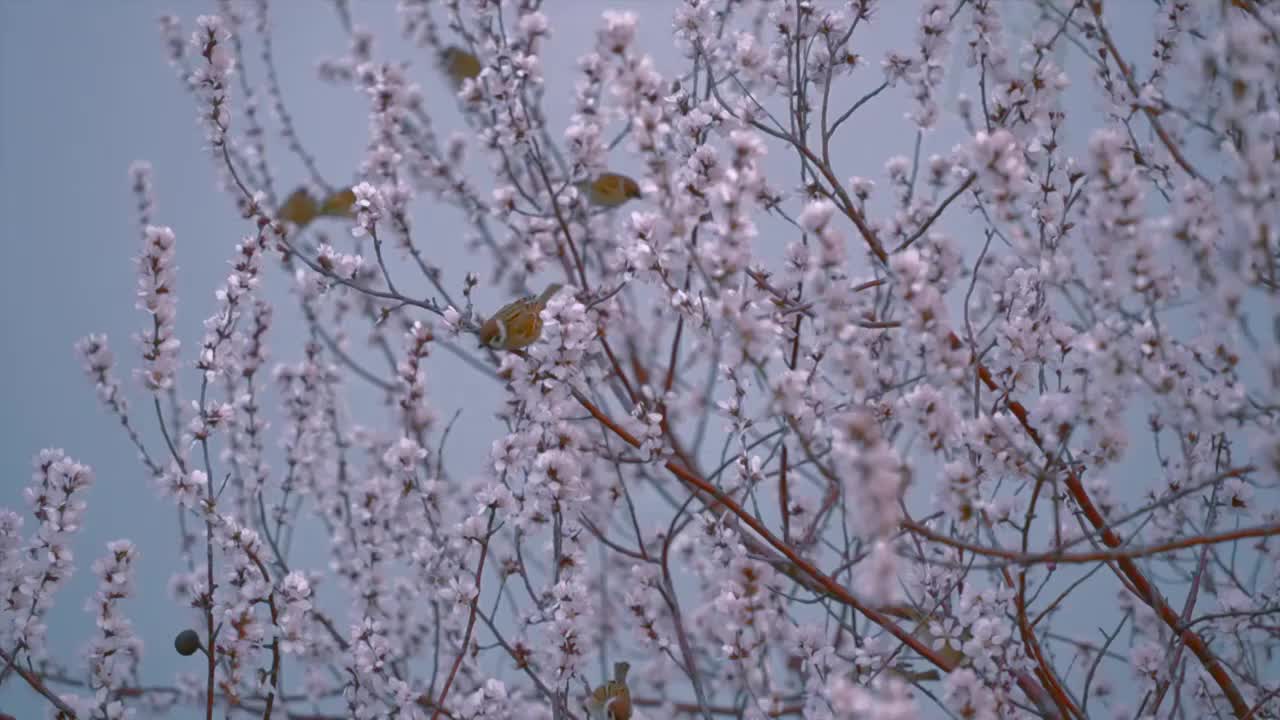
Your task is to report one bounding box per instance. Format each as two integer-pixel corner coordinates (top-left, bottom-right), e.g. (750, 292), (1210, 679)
(277, 186), (358, 228)
(588, 662), (631, 720)
(479, 283), (563, 350)
(577, 172), (642, 208)
(441, 45), (482, 88)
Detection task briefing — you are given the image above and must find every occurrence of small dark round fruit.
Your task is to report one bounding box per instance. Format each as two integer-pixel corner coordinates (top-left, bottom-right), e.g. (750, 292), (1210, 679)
(174, 629), (201, 656)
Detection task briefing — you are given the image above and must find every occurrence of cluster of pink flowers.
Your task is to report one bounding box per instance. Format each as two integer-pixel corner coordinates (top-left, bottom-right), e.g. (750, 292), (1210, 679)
(2, 452), (94, 662)
(133, 225), (181, 393)
(81, 540), (143, 719)
(190, 15), (236, 149)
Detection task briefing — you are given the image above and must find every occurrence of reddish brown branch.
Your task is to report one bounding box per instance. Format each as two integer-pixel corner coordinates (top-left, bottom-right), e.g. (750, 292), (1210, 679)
(570, 389), (1059, 714)
(1088, 2), (1204, 180)
(0, 646), (79, 718)
(903, 519), (1276, 565)
(431, 513), (495, 720)
(956, 330), (1252, 717)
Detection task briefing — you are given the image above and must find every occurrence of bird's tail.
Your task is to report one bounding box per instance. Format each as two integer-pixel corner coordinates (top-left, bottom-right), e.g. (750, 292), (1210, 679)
(538, 283), (564, 304)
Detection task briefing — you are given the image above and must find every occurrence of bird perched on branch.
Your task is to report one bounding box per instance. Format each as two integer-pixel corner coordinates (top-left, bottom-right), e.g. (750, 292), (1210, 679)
(441, 45), (482, 88)
(276, 186), (357, 229)
(577, 172), (642, 208)
(879, 603), (968, 680)
(318, 187), (357, 216)
(479, 283), (563, 351)
(588, 661), (632, 720)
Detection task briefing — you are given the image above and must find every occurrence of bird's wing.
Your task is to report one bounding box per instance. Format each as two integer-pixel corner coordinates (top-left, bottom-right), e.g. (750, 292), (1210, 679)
(506, 308), (541, 340)
(319, 188), (356, 217)
(278, 188), (318, 226)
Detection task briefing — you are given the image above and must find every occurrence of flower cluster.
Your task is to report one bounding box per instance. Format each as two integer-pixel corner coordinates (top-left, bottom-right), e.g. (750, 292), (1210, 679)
(133, 225), (181, 392)
(905, 2), (952, 129)
(83, 540), (143, 719)
(2, 451), (94, 660)
(190, 14), (235, 147)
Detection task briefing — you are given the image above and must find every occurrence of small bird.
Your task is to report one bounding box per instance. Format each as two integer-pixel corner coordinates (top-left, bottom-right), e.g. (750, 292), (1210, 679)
(441, 45), (482, 88)
(576, 173), (642, 208)
(887, 665), (943, 683)
(318, 187), (357, 217)
(276, 186), (358, 228)
(588, 661), (632, 720)
(277, 187), (319, 227)
(881, 604), (968, 671)
(479, 283), (563, 351)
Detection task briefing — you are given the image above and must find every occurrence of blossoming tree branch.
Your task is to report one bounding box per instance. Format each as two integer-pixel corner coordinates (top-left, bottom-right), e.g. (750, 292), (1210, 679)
(2, 1), (1278, 719)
